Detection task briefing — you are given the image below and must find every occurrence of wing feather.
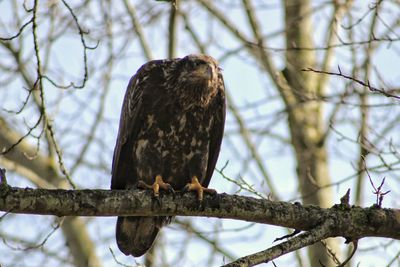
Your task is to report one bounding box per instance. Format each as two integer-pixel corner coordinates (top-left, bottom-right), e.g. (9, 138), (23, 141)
(111, 59), (174, 189)
(203, 76), (226, 187)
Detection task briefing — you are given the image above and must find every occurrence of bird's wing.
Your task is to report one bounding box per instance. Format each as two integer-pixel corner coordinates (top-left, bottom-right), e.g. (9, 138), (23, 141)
(111, 59), (174, 189)
(203, 75), (226, 187)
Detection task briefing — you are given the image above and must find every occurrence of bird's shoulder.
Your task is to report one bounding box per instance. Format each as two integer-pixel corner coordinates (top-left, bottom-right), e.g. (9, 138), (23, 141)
(134, 58), (179, 85)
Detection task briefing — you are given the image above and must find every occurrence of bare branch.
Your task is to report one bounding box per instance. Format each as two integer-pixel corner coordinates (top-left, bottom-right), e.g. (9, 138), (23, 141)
(59, 0), (97, 89)
(0, 18), (33, 41)
(122, 0), (153, 61)
(167, 0), (179, 58)
(222, 218), (335, 267)
(0, 186), (399, 240)
(302, 67), (400, 100)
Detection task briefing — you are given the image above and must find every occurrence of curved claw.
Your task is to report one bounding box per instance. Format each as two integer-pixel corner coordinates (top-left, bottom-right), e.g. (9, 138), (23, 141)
(137, 175), (175, 198)
(165, 183), (175, 197)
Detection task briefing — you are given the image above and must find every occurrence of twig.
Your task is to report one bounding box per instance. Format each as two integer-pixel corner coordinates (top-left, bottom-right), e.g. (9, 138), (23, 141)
(0, 168), (7, 186)
(0, 18), (33, 41)
(59, 0), (98, 89)
(109, 247), (138, 267)
(337, 241), (358, 267)
(21, 218), (64, 251)
(167, 0), (179, 58)
(226, 92), (276, 196)
(341, 0), (382, 30)
(122, 0), (153, 61)
(32, 0), (76, 189)
(362, 157), (390, 207)
(303, 66), (400, 100)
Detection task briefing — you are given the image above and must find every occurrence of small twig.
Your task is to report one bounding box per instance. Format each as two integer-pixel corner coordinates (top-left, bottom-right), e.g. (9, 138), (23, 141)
(22, 218), (64, 251)
(0, 18), (33, 41)
(122, 0), (153, 61)
(167, 0), (179, 58)
(0, 113), (43, 156)
(226, 92), (276, 196)
(0, 168), (7, 186)
(109, 247), (138, 267)
(216, 162), (266, 199)
(321, 239), (341, 265)
(60, 0), (98, 89)
(341, 0), (382, 30)
(337, 240), (358, 267)
(250, 35), (400, 52)
(274, 229), (301, 242)
(2, 87), (34, 114)
(362, 157), (390, 207)
(31, 1), (76, 189)
(302, 66), (400, 100)
(340, 189), (351, 207)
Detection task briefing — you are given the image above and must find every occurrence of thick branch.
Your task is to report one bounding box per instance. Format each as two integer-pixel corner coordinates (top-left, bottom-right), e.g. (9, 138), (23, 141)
(0, 186), (399, 241)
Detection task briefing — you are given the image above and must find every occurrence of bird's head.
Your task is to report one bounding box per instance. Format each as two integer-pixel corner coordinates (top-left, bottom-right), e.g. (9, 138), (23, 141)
(173, 54), (222, 107)
(180, 54), (219, 85)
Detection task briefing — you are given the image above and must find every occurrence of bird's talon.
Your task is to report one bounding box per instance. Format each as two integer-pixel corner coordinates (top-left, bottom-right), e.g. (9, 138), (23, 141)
(167, 185), (175, 196)
(137, 175), (175, 198)
(152, 182), (160, 197)
(165, 183), (174, 192)
(137, 175), (174, 198)
(184, 176), (216, 201)
(137, 180), (152, 190)
(182, 184), (190, 193)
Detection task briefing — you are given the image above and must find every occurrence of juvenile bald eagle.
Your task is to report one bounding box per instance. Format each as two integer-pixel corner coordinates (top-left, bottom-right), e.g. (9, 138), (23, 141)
(111, 54), (226, 257)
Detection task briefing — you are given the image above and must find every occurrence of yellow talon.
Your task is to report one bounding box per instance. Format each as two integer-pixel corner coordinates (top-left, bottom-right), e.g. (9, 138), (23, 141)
(184, 176), (216, 201)
(138, 175), (174, 197)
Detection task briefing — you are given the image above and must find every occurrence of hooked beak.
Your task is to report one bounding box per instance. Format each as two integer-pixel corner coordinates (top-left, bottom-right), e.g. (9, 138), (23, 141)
(192, 64), (213, 80)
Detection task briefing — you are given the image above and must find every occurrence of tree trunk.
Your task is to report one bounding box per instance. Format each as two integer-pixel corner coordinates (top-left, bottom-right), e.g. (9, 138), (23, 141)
(284, 1), (337, 266)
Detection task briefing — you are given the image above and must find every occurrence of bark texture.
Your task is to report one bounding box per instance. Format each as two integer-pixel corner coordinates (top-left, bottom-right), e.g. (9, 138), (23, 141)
(0, 186), (399, 241)
(284, 1), (336, 265)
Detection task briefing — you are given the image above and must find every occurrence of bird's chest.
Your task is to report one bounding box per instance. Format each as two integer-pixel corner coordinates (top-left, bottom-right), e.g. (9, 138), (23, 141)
(133, 109), (213, 185)
(139, 110), (211, 153)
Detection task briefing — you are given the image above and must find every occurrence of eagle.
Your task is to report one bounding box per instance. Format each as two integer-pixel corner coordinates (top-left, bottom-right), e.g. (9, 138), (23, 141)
(111, 54), (226, 257)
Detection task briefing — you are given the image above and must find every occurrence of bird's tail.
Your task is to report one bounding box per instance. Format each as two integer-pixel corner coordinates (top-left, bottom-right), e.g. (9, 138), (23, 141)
(116, 216), (168, 257)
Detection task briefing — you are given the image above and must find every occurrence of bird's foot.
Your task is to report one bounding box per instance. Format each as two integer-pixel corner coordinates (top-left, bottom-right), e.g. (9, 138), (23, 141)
(183, 176), (216, 201)
(137, 175), (175, 197)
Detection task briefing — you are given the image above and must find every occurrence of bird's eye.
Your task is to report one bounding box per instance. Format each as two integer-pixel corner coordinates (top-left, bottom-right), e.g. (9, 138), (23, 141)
(191, 60), (205, 68)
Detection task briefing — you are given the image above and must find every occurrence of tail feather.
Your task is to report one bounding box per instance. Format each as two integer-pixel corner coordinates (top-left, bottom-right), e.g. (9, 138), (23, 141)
(116, 216), (169, 257)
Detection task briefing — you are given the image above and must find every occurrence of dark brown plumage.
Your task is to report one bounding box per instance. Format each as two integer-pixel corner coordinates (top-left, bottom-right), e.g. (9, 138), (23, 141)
(111, 54), (226, 257)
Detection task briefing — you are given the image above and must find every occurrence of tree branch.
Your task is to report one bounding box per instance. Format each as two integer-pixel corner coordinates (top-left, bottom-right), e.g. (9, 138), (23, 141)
(0, 186), (399, 241)
(222, 217), (335, 267)
(302, 67), (400, 100)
